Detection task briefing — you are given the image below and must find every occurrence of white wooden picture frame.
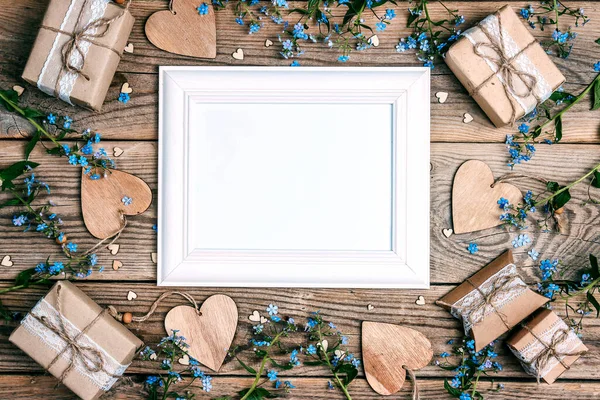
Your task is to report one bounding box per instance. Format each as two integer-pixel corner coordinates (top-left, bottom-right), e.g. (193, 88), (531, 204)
(158, 67), (430, 288)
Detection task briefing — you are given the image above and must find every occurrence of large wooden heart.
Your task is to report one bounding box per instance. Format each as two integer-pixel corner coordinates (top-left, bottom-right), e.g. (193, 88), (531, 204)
(452, 160), (522, 234)
(362, 322), (433, 396)
(145, 0), (216, 59)
(81, 170), (152, 239)
(164, 294), (238, 372)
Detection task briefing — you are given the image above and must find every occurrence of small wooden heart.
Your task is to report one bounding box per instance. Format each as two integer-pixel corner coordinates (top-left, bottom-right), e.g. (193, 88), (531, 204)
(178, 354), (190, 365)
(368, 35), (379, 47)
(452, 160), (522, 234)
(248, 310), (265, 322)
(442, 228), (453, 238)
(367, 304), (374, 311)
(12, 85), (25, 96)
(164, 294), (238, 372)
(463, 112), (474, 123)
(232, 48), (244, 60)
(107, 244), (120, 255)
(112, 260), (123, 270)
(123, 43), (134, 53)
(145, 0), (216, 58)
(435, 91), (448, 103)
(319, 339), (328, 352)
(127, 290), (137, 301)
(151, 253), (157, 264)
(415, 296), (426, 305)
(121, 83), (133, 94)
(113, 147), (124, 157)
(81, 170), (152, 239)
(264, 39), (273, 47)
(362, 322), (433, 396)
(1, 255), (13, 267)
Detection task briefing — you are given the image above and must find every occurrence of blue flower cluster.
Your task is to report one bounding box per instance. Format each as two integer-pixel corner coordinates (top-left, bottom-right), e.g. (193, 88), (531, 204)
(499, 191), (536, 229)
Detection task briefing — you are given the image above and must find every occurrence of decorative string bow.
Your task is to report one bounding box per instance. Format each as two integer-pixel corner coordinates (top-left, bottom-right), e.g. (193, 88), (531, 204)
(469, 12), (542, 125)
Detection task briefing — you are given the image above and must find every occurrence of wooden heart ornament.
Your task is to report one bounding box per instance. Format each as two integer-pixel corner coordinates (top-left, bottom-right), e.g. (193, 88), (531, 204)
(164, 294), (238, 372)
(362, 322), (433, 396)
(452, 160), (522, 234)
(145, 0), (216, 59)
(81, 170), (152, 239)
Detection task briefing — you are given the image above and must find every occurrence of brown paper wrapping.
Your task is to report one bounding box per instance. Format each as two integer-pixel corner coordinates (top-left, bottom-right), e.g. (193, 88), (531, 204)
(507, 308), (588, 384)
(22, 0), (134, 111)
(438, 250), (549, 351)
(445, 5), (565, 127)
(9, 281), (143, 400)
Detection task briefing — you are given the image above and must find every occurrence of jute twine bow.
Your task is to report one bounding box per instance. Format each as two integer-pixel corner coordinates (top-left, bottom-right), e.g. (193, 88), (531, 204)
(522, 325), (588, 383)
(39, 0), (131, 95)
(108, 291), (201, 323)
(469, 12), (542, 125)
(29, 285), (119, 386)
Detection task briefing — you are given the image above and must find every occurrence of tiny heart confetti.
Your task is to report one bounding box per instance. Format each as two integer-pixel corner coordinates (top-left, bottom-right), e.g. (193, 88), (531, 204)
(113, 147), (124, 157)
(442, 228), (453, 238)
(107, 244), (120, 255)
(368, 35), (379, 47)
(415, 296), (426, 305)
(12, 85), (25, 96)
(435, 91), (448, 103)
(1, 255), (13, 267)
(149, 353), (158, 360)
(463, 112), (474, 123)
(248, 310), (267, 323)
(151, 253), (157, 264)
(124, 43), (134, 53)
(334, 349), (346, 359)
(127, 290), (137, 301)
(264, 39), (273, 47)
(112, 260), (123, 270)
(121, 83), (133, 94)
(318, 339), (328, 352)
(367, 304), (375, 311)
(178, 354), (190, 365)
(232, 48), (244, 60)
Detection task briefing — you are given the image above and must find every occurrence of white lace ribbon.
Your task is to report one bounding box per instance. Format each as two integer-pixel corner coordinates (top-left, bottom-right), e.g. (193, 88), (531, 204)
(510, 318), (582, 379)
(36, 0), (110, 105)
(20, 298), (128, 391)
(463, 13), (553, 115)
(450, 263), (528, 334)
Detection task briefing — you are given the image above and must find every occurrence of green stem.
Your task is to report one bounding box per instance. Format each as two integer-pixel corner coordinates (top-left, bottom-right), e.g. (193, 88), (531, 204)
(422, 1), (436, 49)
(317, 328), (352, 400)
(0, 91), (61, 147)
(562, 276), (600, 299)
(471, 369), (483, 397)
(553, 0), (559, 31)
(240, 331), (285, 400)
(534, 162), (600, 207)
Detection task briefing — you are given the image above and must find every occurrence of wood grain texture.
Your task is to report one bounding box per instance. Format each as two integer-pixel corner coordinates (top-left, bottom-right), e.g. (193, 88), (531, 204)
(81, 169), (152, 239)
(164, 294), (238, 372)
(362, 322), (433, 395)
(145, 0), (216, 58)
(452, 160), (523, 234)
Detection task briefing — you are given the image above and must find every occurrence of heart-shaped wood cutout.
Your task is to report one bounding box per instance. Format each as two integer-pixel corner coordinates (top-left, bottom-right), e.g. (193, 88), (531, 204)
(145, 0), (216, 59)
(362, 322), (433, 396)
(452, 160), (522, 234)
(81, 170), (152, 239)
(164, 294), (238, 372)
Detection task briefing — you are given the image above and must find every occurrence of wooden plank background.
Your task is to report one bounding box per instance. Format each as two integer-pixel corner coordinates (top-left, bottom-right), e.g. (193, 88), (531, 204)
(1, 0), (600, 398)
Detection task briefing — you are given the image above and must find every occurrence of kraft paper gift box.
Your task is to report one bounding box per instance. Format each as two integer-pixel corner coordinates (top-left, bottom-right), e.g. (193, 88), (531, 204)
(9, 281), (143, 400)
(22, 0), (134, 111)
(445, 5), (565, 128)
(437, 250), (549, 351)
(507, 308), (588, 384)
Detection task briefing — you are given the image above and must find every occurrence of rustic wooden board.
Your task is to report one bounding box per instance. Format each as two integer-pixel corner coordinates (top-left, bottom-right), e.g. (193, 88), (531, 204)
(0, 283), (597, 380)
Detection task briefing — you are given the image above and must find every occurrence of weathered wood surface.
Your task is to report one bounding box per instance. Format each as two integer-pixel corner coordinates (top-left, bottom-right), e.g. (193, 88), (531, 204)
(1, 1), (600, 143)
(0, 283), (598, 380)
(0, 141), (598, 283)
(0, 0), (600, 398)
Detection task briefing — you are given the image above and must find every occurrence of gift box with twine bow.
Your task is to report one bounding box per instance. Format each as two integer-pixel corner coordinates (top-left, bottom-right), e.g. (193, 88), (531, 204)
(445, 5), (565, 128)
(507, 308), (588, 384)
(21, 0), (134, 111)
(437, 250), (549, 352)
(9, 281), (143, 400)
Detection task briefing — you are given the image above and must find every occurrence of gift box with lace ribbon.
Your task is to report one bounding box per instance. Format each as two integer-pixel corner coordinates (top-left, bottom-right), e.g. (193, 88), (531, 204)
(9, 281), (143, 400)
(445, 5), (565, 128)
(437, 250), (549, 351)
(507, 308), (588, 384)
(21, 0), (134, 110)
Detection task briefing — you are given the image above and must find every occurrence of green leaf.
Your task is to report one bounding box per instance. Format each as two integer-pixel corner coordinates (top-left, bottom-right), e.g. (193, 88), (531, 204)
(14, 268), (37, 288)
(587, 292), (600, 318)
(592, 169), (600, 189)
(554, 115), (562, 142)
(303, 360), (326, 366)
(0, 198), (21, 209)
(22, 107), (47, 119)
(595, 38), (600, 45)
(590, 254), (599, 279)
(551, 188), (571, 209)
(269, 358), (294, 370)
(0, 161), (39, 181)
(336, 363), (358, 386)
(46, 147), (63, 155)
(25, 131), (41, 160)
(0, 89), (19, 105)
(593, 79), (600, 111)
(236, 357), (257, 375)
(549, 90), (576, 103)
(444, 379), (462, 397)
(546, 181), (560, 192)
(237, 388), (278, 400)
